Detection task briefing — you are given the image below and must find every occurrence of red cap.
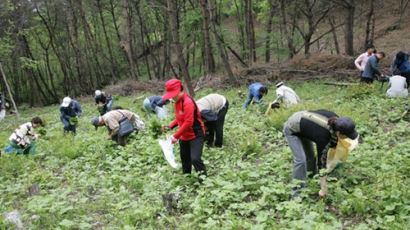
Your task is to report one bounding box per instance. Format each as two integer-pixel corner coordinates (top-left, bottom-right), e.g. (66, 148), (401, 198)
(162, 79), (182, 100)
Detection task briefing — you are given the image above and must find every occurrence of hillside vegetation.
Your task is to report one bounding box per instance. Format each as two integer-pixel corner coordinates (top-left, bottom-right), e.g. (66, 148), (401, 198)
(1, 81), (409, 229)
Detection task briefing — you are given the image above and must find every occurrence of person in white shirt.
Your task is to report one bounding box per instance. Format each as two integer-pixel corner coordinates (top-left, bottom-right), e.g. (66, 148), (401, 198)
(196, 94), (229, 147)
(268, 81), (300, 110)
(386, 75), (408, 98)
(354, 45), (375, 75)
(4, 117), (44, 155)
(0, 93), (5, 121)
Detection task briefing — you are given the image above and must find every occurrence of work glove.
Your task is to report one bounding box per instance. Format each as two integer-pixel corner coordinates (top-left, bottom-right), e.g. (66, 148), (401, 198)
(170, 136), (178, 144)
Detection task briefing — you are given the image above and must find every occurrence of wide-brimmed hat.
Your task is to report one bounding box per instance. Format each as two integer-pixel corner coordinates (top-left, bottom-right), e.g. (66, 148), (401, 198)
(162, 79), (182, 100)
(335, 117), (358, 139)
(61, 97), (72, 107)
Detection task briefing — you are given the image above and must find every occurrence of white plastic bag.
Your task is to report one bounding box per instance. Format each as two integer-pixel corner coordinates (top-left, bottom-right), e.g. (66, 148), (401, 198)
(155, 106), (168, 120)
(159, 137), (178, 168)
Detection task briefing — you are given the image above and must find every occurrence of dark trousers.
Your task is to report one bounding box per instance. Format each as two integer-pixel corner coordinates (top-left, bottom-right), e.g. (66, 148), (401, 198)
(360, 77), (374, 84)
(205, 100), (229, 147)
(61, 116), (76, 133)
(112, 134), (128, 146)
(179, 131), (206, 175)
(401, 72), (410, 88)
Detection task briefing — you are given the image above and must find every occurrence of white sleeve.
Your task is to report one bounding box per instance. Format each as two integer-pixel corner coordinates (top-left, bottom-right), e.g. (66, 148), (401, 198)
(354, 54), (364, 70)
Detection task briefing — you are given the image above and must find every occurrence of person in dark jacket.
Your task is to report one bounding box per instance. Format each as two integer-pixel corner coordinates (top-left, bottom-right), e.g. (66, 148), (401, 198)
(143, 95), (168, 120)
(361, 51), (386, 83)
(283, 110), (359, 198)
(95, 90), (113, 115)
(243, 83), (268, 109)
(60, 97), (82, 134)
(162, 79), (207, 175)
(390, 51), (410, 88)
(196, 94), (229, 147)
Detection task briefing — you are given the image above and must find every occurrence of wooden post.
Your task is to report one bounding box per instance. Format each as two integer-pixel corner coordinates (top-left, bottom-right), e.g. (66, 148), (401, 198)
(0, 62), (19, 118)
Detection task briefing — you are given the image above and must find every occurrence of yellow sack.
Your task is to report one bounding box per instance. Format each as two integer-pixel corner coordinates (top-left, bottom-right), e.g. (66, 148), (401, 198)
(326, 137), (359, 172)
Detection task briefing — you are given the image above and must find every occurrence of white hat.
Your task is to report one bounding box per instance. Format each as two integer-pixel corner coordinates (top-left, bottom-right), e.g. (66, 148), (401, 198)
(275, 81), (284, 88)
(61, 97), (72, 107)
(95, 90), (102, 96)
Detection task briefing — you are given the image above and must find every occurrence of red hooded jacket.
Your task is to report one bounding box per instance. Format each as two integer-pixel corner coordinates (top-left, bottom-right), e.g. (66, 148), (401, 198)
(169, 93), (205, 141)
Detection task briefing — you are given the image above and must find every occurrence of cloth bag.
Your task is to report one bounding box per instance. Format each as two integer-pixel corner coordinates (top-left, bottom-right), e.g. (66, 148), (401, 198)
(158, 137), (178, 168)
(118, 117), (134, 137)
(327, 137), (359, 172)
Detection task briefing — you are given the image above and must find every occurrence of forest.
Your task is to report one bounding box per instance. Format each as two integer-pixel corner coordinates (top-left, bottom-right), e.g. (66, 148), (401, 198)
(1, 0), (409, 105)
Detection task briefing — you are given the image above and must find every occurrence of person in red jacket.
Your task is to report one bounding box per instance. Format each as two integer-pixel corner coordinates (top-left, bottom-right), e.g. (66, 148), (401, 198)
(162, 79), (207, 175)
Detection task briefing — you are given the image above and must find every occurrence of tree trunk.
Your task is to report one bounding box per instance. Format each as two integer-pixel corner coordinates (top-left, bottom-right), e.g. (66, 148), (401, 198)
(122, 0), (138, 80)
(265, 1), (275, 63)
(209, 0), (237, 85)
(328, 16), (340, 55)
(200, 0), (216, 74)
(233, 0), (246, 59)
(167, 0), (195, 96)
(364, 0), (374, 49)
(244, 0), (256, 65)
(344, 1), (355, 55)
(0, 63), (19, 117)
(96, 0), (118, 80)
(279, 0), (296, 58)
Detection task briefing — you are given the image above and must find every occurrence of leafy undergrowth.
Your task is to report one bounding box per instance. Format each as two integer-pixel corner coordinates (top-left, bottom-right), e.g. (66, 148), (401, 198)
(0, 81), (409, 229)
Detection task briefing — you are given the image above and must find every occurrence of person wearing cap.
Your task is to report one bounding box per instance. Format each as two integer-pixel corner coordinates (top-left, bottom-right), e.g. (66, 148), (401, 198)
(4, 117), (44, 155)
(95, 90), (113, 115)
(354, 44), (375, 76)
(162, 79), (207, 175)
(91, 109), (145, 146)
(196, 93), (229, 147)
(60, 97), (82, 134)
(243, 82), (268, 110)
(283, 109), (359, 198)
(361, 51), (386, 84)
(143, 95), (169, 120)
(270, 81), (300, 109)
(386, 75), (408, 98)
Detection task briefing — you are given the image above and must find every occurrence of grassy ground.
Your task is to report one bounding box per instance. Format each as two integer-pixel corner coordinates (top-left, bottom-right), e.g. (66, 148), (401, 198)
(0, 80), (409, 229)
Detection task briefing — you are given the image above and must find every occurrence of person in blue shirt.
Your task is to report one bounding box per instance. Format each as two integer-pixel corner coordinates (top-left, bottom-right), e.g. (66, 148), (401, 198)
(60, 97), (82, 134)
(143, 95), (169, 120)
(361, 51), (386, 83)
(243, 83), (268, 109)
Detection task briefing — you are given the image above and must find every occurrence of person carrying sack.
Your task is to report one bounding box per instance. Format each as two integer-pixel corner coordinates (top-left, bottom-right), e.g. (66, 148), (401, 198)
(91, 109), (145, 146)
(283, 110), (359, 198)
(161, 79), (207, 176)
(196, 93), (229, 148)
(143, 95), (169, 120)
(60, 97), (82, 134)
(4, 117), (44, 155)
(95, 90), (114, 115)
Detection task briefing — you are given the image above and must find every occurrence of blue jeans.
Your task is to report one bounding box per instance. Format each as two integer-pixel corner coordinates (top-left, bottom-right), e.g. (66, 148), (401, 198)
(61, 116), (76, 133)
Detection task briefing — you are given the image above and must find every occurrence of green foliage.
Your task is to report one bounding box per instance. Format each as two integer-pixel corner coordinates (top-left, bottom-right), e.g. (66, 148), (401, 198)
(149, 118), (162, 139)
(0, 81), (409, 228)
